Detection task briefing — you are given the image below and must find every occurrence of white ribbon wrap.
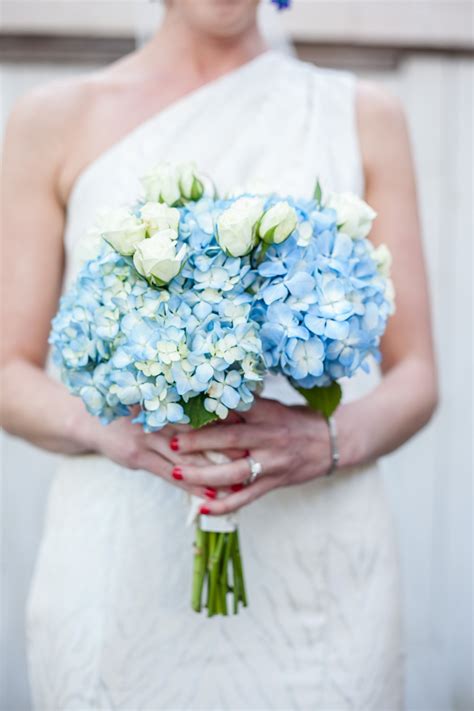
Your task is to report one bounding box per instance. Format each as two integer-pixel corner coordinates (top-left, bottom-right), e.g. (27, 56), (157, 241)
(185, 450), (238, 533)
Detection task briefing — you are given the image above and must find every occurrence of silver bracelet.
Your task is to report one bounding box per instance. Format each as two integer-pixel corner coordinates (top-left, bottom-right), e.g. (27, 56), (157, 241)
(325, 415), (340, 476)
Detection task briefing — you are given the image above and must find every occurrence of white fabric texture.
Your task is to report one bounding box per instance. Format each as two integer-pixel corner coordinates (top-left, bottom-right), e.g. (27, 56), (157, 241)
(26, 51), (403, 710)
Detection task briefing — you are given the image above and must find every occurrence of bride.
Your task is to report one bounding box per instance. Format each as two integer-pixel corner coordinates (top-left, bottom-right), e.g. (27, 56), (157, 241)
(1, 0), (437, 708)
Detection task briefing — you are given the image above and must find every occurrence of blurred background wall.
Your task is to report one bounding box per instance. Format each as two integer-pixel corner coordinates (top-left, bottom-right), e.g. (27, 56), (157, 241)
(1, 1), (472, 709)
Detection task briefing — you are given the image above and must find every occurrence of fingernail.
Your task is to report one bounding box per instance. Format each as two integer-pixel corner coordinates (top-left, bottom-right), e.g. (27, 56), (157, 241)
(231, 483), (244, 492)
(204, 488), (217, 499)
(200, 505), (211, 515)
(172, 467), (183, 480)
(170, 436), (179, 452)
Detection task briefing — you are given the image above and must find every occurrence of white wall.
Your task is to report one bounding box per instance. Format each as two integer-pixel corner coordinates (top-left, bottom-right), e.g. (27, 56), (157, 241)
(1, 52), (472, 711)
(2, 0), (472, 48)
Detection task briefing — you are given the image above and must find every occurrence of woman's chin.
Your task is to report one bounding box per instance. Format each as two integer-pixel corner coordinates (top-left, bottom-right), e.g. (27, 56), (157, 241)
(173, 0), (259, 39)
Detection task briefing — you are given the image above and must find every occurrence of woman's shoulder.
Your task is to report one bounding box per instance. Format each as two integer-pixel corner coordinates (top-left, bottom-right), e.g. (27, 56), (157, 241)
(5, 62), (129, 144)
(273, 51), (357, 94)
(355, 80), (410, 180)
(356, 78), (406, 130)
(274, 51), (403, 113)
(3, 59), (139, 200)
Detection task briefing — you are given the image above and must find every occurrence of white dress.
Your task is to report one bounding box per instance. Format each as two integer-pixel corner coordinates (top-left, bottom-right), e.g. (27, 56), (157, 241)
(26, 50), (403, 710)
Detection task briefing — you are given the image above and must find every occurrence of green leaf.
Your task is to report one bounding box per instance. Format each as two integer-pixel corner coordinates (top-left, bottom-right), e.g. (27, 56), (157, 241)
(313, 179), (323, 205)
(296, 381), (342, 419)
(182, 395), (219, 429)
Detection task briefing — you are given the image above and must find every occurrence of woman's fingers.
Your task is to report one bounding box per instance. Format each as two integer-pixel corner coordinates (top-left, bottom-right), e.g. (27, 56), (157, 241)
(144, 432), (181, 462)
(136, 450), (220, 500)
(241, 396), (284, 421)
(145, 433), (211, 467)
(199, 474), (278, 515)
(165, 411), (243, 434)
(169, 450), (277, 488)
(135, 449), (175, 479)
(135, 441), (285, 513)
(170, 423), (287, 455)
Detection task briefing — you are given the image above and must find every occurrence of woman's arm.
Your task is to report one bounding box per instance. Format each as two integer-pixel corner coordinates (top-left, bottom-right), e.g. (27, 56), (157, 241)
(0, 87), (96, 455)
(0, 87), (223, 501)
(165, 82), (438, 514)
(336, 80), (438, 466)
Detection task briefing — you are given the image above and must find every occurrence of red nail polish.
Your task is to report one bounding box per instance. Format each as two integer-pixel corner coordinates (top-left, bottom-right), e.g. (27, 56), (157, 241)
(243, 450), (250, 457)
(200, 505), (211, 515)
(204, 488), (217, 499)
(170, 436), (179, 452)
(231, 483), (244, 492)
(172, 467), (183, 480)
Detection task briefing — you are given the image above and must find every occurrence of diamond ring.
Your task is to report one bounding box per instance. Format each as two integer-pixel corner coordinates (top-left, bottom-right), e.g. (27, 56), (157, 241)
(246, 456), (263, 484)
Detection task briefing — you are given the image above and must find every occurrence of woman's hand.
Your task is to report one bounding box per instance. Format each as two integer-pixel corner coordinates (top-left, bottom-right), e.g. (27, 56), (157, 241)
(91, 409), (247, 503)
(90, 413), (219, 501)
(165, 397), (332, 514)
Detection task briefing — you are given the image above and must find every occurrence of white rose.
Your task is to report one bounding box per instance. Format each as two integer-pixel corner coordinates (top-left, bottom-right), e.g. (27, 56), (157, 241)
(140, 202), (180, 235)
(327, 192), (377, 239)
(372, 243), (392, 277)
(216, 197), (264, 257)
(133, 230), (186, 285)
(385, 278), (396, 314)
(141, 163), (181, 206)
(178, 162), (204, 201)
(98, 208), (146, 256)
(372, 244), (395, 313)
(296, 220), (313, 247)
(258, 201), (298, 245)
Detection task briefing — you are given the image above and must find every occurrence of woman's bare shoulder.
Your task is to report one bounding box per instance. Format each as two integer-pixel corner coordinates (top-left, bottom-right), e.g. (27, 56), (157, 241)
(3, 57), (142, 198)
(356, 79), (405, 128)
(355, 79), (411, 176)
(5, 62), (129, 149)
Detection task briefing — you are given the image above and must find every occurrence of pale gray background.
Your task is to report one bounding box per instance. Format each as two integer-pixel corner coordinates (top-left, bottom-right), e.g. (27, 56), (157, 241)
(1, 1), (473, 709)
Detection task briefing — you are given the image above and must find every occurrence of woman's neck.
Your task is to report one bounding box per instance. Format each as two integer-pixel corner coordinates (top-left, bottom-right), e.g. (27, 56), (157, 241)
(142, 11), (268, 85)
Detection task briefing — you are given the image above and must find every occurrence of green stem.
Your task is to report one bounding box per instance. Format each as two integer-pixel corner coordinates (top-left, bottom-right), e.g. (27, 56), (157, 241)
(206, 532), (216, 615)
(255, 240), (270, 266)
(192, 526), (248, 616)
(233, 529), (248, 608)
(221, 533), (232, 588)
(219, 533), (230, 616)
(230, 532), (239, 614)
(191, 526), (207, 612)
(212, 533), (226, 615)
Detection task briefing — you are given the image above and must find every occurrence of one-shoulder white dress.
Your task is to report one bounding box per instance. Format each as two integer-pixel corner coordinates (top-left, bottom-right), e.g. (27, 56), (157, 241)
(26, 50), (403, 710)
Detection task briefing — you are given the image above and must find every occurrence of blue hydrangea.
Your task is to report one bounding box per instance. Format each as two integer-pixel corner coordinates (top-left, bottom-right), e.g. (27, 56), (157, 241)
(50, 188), (393, 430)
(50, 231), (265, 430)
(251, 196), (394, 389)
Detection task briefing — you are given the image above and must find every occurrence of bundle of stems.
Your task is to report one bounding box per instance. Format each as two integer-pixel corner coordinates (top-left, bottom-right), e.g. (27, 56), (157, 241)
(191, 525), (247, 616)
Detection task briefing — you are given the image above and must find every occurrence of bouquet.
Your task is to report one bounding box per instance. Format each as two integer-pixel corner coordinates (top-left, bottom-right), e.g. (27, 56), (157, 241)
(50, 162), (394, 616)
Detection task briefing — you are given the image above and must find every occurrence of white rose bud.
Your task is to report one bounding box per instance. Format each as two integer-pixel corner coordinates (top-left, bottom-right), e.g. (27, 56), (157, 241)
(326, 192), (377, 239)
(296, 221), (313, 247)
(372, 243), (392, 278)
(140, 202), (180, 235)
(98, 208), (146, 256)
(385, 278), (396, 314)
(258, 201), (298, 245)
(371, 244), (395, 313)
(178, 162), (204, 201)
(216, 197), (264, 257)
(133, 230), (187, 286)
(141, 163), (181, 206)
